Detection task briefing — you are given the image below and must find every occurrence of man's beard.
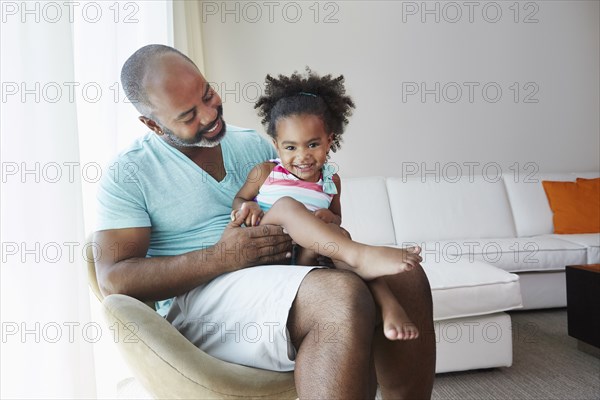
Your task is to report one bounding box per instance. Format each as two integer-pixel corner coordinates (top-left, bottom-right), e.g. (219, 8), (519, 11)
(162, 106), (226, 148)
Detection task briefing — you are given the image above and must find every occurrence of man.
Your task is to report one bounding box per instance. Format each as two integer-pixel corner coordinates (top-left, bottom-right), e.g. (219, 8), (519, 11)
(95, 44), (435, 399)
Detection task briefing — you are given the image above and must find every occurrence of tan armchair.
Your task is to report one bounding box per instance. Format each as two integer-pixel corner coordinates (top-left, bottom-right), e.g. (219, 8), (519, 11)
(86, 239), (297, 399)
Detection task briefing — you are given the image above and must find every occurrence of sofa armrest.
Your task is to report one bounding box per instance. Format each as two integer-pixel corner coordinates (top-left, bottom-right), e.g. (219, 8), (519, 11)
(102, 294), (297, 400)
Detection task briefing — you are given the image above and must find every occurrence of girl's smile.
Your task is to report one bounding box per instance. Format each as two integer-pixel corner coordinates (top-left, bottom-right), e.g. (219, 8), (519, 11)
(274, 114), (333, 182)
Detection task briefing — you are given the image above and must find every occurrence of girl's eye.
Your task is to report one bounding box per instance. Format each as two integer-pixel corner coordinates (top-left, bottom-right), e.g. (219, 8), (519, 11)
(285, 146), (295, 151)
(309, 142), (319, 148)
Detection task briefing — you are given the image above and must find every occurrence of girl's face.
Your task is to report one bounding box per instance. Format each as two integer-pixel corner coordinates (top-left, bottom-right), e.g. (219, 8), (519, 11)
(274, 114), (333, 182)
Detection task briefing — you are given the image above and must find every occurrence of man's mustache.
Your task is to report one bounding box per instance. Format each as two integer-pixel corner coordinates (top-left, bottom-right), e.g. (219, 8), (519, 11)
(198, 106), (224, 135)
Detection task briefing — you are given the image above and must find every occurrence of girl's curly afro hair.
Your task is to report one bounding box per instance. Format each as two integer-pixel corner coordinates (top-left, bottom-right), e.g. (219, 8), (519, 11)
(254, 68), (355, 153)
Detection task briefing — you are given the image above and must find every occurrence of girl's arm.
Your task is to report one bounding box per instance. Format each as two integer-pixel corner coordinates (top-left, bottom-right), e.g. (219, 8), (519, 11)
(314, 173), (342, 225)
(232, 162), (274, 226)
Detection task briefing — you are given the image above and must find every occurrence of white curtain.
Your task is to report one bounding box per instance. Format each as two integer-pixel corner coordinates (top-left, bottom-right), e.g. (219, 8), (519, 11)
(173, 0), (206, 72)
(1, 1), (176, 398)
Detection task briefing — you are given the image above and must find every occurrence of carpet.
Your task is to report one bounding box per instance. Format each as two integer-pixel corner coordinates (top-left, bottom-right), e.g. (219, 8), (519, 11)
(431, 309), (600, 400)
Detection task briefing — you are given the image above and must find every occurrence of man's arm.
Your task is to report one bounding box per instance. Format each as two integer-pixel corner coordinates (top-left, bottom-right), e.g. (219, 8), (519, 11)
(94, 209), (292, 301)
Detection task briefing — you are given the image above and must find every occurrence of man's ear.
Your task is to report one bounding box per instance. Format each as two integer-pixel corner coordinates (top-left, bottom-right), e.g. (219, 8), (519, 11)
(139, 116), (163, 135)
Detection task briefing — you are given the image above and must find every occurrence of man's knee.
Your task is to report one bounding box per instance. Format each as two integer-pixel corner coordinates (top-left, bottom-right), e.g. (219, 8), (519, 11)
(413, 263), (433, 297)
(289, 269), (376, 347)
(299, 269), (376, 324)
(385, 263), (434, 324)
(334, 270), (376, 320)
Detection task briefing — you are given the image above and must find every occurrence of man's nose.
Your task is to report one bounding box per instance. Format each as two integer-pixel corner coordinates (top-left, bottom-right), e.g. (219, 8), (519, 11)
(198, 98), (221, 125)
(198, 108), (218, 126)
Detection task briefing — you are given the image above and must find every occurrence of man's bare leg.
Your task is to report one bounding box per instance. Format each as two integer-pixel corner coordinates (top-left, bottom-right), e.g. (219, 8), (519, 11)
(303, 250), (419, 342)
(373, 265), (436, 399)
(367, 350), (378, 399)
(288, 268), (376, 399)
(294, 224), (419, 342)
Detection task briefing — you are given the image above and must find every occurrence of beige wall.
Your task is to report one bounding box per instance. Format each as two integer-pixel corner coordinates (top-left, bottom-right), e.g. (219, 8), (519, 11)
(197, 0), (599, 179)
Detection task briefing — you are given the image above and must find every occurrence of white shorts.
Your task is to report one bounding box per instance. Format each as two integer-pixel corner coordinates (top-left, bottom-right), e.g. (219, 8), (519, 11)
(166, 264), (317, 371)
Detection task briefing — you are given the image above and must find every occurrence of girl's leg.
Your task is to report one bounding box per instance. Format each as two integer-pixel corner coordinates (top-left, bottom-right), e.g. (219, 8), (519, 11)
(373, 267), (436, 399)
(260, 197), (420, 280)
(292, 223), (419, 340)
(368, 278), (419, 340)
(295, 224), (348, 266)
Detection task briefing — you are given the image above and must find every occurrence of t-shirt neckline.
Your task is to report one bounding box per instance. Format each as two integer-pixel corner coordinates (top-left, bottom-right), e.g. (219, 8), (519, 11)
(150, 131), (233, 187)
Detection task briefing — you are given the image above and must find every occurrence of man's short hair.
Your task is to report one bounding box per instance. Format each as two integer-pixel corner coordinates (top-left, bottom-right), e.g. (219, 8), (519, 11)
(121, 44), (197, 116)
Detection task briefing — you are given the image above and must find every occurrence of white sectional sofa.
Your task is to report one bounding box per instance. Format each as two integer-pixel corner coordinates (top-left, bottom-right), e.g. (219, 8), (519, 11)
(341, 171), (600, 373)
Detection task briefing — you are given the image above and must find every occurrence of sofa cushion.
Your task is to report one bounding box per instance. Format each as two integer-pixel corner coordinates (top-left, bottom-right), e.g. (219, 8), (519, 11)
(387, 176), (516, 244)
(542, 178), (600, 234)
(411, 236), (587, 273)
(422, 260), (522, 321)
(547, 233), (600, 264)
(504, 173), (599, 237)
(341, 177), (396, 245)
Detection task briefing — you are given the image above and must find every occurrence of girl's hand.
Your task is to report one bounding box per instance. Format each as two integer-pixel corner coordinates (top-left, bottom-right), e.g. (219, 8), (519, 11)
(232, 201), (264, 227)
(314, 208), (341, 225)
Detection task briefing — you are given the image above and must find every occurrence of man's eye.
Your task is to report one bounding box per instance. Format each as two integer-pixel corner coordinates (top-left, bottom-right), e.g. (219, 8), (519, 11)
(184, 110), (198, 124)
(204, 89), (214, 102)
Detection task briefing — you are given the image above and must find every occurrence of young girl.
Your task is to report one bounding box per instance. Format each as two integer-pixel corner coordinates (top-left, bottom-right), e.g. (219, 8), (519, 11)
(232, 70), (421, 340)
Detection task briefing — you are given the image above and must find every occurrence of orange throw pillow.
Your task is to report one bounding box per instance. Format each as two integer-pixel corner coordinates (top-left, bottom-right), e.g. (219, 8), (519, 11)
(542, 177), (600, 234)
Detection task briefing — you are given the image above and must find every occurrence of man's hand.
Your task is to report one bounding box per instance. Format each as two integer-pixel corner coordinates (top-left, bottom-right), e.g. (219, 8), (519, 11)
(220, 205), (292, 267)
(314, 208), (341, 225)
(231, 201), (264, 227)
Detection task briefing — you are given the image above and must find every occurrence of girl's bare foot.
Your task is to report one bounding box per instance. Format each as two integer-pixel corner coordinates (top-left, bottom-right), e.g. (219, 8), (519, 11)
(351, 246), (421, 280)
(382, 300), (419, 341)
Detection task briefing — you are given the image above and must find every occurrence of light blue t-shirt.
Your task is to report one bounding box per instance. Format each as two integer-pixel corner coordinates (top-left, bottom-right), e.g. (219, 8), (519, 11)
(96, 125), (277, 315)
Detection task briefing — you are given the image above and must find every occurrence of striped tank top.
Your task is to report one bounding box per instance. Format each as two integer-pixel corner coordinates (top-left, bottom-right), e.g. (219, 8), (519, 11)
(256, 159), (335, 212)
